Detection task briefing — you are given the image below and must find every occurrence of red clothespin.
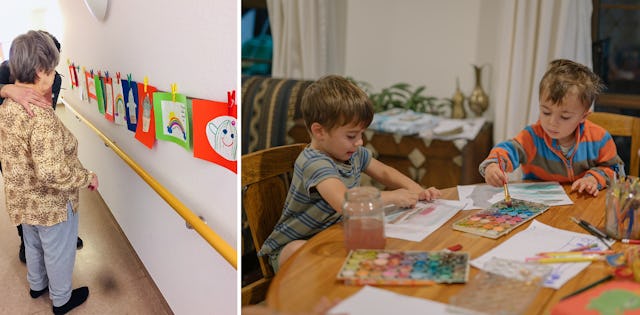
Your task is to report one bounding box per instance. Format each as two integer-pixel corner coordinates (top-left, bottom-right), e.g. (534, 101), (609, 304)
(227, 90), (237, 116)
(97, 70), (102, 78)
(116, 72), (121, 84)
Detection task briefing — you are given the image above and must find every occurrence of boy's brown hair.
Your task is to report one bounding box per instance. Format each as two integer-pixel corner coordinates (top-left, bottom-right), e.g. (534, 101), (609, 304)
(301, 75), (373, 132)
(538, 59), (604, 109)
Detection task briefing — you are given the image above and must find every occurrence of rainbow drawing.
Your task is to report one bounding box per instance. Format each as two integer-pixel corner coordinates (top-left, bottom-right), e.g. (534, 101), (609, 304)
(165, 112), (186, 140)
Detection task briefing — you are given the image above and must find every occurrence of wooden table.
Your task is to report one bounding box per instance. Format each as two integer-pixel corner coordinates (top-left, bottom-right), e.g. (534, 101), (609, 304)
(266, 185), (622, 315)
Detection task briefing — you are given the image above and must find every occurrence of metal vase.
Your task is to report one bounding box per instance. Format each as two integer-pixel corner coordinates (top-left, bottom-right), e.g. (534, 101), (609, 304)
(468, 65), (489, 117)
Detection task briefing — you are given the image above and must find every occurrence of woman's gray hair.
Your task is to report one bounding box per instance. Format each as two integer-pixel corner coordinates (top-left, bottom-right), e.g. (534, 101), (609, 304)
(9, 30), (60, 84)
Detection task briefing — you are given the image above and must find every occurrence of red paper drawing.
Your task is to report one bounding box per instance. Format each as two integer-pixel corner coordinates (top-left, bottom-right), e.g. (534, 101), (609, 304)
(192, 91), (237, 173)
(68, 64), (78, 88)
(86, 70), (96, 102)
(134, 82), (158, 149)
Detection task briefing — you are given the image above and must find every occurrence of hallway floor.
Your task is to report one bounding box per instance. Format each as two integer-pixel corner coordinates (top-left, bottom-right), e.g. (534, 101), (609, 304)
(0, 176), (173, 314)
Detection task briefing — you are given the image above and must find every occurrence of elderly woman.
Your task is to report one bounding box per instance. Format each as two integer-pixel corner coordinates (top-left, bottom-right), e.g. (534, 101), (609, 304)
(2, 30), (99, 314)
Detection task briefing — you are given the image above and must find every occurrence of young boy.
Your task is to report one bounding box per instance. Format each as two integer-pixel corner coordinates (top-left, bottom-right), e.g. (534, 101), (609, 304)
(480, 59), (623, 196)
(258, 75), (440, 271)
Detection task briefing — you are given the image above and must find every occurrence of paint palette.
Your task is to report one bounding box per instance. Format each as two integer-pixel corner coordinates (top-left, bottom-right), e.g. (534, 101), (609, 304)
(452, 198), (549, 239)
(337, 249), (469, 286)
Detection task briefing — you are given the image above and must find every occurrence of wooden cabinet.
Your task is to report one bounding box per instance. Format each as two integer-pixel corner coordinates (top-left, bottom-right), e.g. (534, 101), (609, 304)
(288, 122), (493, 189)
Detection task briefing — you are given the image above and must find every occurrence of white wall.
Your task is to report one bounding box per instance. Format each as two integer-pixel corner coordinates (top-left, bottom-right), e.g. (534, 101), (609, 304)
(344, 0), (504, 120)
(56, 0), (237, 314)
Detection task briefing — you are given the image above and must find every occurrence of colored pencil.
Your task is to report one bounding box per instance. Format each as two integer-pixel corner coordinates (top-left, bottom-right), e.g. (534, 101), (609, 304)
(529, 256), (605, 263)
(535, 250), (614, 257)
(570, 217), (612, 249)
(568, 243), (598, 251)
(622, 239), (640, 244)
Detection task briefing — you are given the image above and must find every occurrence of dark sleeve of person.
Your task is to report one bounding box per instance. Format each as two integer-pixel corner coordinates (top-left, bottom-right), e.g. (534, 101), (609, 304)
(0, 60), (11, 103)
(52, 71), (62, 110)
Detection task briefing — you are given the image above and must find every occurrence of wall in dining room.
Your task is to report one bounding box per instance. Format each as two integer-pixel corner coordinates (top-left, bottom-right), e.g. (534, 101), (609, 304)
(344, 0), (504, 120)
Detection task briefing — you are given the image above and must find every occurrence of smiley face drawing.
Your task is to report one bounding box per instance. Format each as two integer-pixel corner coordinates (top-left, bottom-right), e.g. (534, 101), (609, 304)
(207, 116), (237, 161)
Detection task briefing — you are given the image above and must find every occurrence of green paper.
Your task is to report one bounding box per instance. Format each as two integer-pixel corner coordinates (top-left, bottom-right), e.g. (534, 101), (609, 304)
(152, 92), (191, 150)
(94, 75), (105, 114)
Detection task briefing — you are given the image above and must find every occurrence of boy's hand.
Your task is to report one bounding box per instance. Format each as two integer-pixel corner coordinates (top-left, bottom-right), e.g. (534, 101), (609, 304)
(571, 176), (599, 196)
(1, 84), (52, 117)
(384, 189), (419, 208)
(418, 187), (441, 201)
(484, 163), (507, 187)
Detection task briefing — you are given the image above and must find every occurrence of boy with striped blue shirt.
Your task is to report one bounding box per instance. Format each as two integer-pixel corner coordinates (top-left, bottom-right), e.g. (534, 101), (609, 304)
(258, 75), (440, 272)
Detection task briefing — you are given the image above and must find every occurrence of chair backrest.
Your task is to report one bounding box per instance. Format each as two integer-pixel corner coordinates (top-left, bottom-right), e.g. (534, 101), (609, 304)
(241, 143), (307, 305)
(587, 112), (640, 177)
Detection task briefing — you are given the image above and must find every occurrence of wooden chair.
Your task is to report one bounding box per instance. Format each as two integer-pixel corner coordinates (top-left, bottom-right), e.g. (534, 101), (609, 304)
(241, 143), (307, 305)
(587, 112), (640, 177)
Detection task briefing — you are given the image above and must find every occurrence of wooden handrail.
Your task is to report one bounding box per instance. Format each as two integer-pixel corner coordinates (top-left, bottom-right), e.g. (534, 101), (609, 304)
(61, 97), (237, 269)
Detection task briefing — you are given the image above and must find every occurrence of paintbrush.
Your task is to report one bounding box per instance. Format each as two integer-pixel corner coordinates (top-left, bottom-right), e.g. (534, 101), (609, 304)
(497, 154), (512, 207)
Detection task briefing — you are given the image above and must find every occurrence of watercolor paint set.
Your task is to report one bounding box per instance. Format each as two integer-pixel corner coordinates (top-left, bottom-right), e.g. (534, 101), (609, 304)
(336, 249), (470, 286)
(452, 198), (549, 239)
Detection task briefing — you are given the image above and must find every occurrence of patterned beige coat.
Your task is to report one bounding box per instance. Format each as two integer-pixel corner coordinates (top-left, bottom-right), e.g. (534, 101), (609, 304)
(0, 99), (93, 227)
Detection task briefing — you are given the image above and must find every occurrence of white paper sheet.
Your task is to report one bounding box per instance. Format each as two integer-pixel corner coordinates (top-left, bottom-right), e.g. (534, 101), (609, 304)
(471, 220), (615, 289)
(419, 117), (486, 141)
(328, 286), (453, 315)
(457, 181), (574, 210)
(385, 199), (465, 242)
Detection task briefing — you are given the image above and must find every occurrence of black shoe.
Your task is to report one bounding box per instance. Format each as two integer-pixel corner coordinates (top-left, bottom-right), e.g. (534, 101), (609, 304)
(19, 243), (26, 264)
(76, 237), (83, 250)
(52, 287), (89, 315)
(30, 287), (48, 298)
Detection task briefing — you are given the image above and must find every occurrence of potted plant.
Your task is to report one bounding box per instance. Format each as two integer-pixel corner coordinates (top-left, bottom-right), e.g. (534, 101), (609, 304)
(350, 79), (451, 116)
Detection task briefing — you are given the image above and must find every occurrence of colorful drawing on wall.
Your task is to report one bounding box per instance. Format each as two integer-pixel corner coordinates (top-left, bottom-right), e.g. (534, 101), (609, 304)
(113, 73), (126, 125)
(68, 63), (78, 89)
(103, 75), (115, 122)
(121, 76), (138, 132)
(152, 92), (190, 150)
(94, 75), (105, 114)
(78, 68), (87, 101)
(192, 97), (237, 173)
(86, 70), (96, 102)
(134, 82), (158, 149)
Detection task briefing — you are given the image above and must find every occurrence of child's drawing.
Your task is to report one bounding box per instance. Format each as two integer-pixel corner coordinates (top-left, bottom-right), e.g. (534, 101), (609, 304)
(160, 100), (187, 141)
(126, 88), (137, 124)
(207, 116), (237, 161)
(458, 181), (573, 210)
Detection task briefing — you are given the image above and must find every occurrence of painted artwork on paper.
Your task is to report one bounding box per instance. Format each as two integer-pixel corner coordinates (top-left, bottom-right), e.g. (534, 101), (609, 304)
(134, 83), (158, 149)
(152, 92), (191, 150)
(192, 98), (237, 173)
(113, 74), (126, 125)
(457, 182), (573, 210)
(121, 78), (138, 132)
(93, 75), (105, 114)
(68, 64), (78, 88)
(85, 71), (96, 102)
(78, 69), (87, 101)
(103, 76), (114, 122)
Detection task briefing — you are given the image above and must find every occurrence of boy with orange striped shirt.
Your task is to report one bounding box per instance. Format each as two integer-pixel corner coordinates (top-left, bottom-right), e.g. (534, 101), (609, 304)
(480, 59), (623, 196)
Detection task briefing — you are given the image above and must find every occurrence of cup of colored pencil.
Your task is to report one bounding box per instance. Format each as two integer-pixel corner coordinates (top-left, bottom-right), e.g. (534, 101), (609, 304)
(605, 176), (640, 240)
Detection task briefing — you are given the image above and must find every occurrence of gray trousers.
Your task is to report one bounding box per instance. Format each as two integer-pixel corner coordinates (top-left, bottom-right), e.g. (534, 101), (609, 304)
(22, 203), (78, 307)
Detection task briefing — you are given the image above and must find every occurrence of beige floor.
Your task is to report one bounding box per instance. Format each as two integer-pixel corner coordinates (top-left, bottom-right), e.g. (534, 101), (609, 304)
(0, 176), (173, 315)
